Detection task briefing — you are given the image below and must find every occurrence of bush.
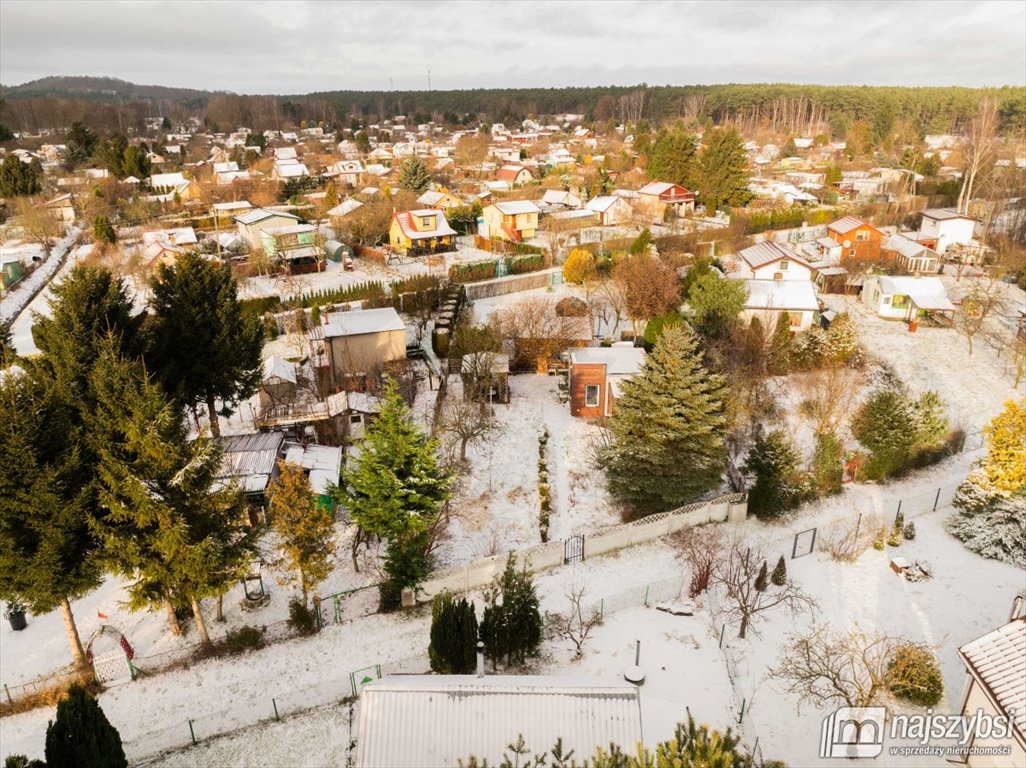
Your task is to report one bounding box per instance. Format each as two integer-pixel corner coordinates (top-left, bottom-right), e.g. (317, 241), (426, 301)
(902, 522), (916, 540)
(45, 683), (127, 768)
(562, 248), (596, 284)
(226, 625), (265, 654)
(428, 593), (478, 674)
(507, 254), (545, 275)
(887, 643), (943, 706)
(449, 260), (496, 283)
(948, 484), (1026, 567)
(744, 431), (813, 519)
(642, 311), (685, 350)
(287, 599), (318, 635)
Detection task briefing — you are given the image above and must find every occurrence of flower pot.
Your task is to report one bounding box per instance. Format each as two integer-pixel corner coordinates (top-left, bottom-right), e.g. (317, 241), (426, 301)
(8, 611), (27, 631)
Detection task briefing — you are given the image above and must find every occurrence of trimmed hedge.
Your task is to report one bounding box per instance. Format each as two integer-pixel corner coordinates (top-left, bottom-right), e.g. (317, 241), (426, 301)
(449, 260), (496, 283)
(508, 254), (545, 274)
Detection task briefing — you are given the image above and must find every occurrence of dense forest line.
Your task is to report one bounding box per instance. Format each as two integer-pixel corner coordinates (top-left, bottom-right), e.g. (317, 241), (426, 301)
(2, 78), (1024, 138)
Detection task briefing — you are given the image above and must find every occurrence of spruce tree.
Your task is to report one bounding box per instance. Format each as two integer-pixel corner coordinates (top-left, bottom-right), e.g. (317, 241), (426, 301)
(44, 683), (127, 768)
(767, 312), (792, 374)
(604, 324), (726, 516)
(146, 252), (262, 437)
(429, 592), (479, 674)
(268, 461), (336, 609)
(480, 553), (542, 668)
(754, 561), (769, 592)
(398, 156), (431, 193)
(89, 346), (257, 644)
(771, 555), (787, 586)
(914, 391), (949, 448)
(341, 377), (451, 609)
(744, 430), (807, 519)
(851, 388), (920, 479)
(646, 126), (698, 186)
(695, 128), (753, 212)
(0, 321), (14, 365)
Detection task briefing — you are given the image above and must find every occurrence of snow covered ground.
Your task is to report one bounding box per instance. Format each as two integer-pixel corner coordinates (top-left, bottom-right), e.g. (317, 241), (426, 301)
(0, 227), (81, 323)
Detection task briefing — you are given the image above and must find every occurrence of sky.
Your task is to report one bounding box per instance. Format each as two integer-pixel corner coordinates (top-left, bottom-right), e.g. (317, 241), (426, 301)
(2, 0), (1025, 94)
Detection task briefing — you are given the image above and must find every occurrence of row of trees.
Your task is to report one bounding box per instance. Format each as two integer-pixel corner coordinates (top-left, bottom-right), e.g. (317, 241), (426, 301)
(646, 126), (752, 212)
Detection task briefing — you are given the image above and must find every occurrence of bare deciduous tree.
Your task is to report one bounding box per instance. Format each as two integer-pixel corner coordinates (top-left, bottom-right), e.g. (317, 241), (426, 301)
(546, 578), (603, 659)
(14, 197), (63, 258)
(953, 273), (1008, 355)
(715, 536), (816, 639)
(612, 253), (681, 338)
(795, 366), (862, 436)
(956, 98), (1001, 214)
(675, 525), (726, 597)
(439, 394), (496, 463)
(490, 295), (587, 370)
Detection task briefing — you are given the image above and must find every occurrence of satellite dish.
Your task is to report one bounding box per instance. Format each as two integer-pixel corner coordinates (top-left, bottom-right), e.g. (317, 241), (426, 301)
(843, 239), (852, 248)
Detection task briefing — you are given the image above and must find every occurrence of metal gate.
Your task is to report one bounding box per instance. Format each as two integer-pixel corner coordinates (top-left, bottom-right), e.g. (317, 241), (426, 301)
(792, 527), (817, 559)
(564, 534), (585, 564)
(91, 650), (134, 686)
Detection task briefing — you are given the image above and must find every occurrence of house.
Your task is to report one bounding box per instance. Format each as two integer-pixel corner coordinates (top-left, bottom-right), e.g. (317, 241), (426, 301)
(260, 224), (320, 271)
(356, 675), (643, 768)
(540, 189), (582, 210)
(328, 198), (364, 225)
(367, 147), (393, 167)
(585, 195), (633, 226)
(315, 307), (407, 387)
(330, 160), (365, 186)
(860, 275), (955, 322)
(148, 171), (187, 190)
(918, 208), (979, 257)
(568, 344), (646, 418)
(956, 614), (1026, 766)
(480, 200), (541, 241)
(826, 216), (885, 263)
(214, 431), (287, 524)
(282, 442), (343, 510)
(636, 181), (695, 221)
(143, 227), (198, 248)
(416, 189), (463, 210)
(741, 279), (820, 333)
(212, 200), (253, 220)
(234, 208), (303, 250)
(388, 208), (457, 256)
(883, 234), (941, 274)
(272, 161), (310, 180)
(495, 164), (533, 186)
(43, 193), (76, 224)
(736, 242), (817, 281)
(273, 147), (298, 162)
(344, 392), (381, 440)
(258, 356), (297, 410)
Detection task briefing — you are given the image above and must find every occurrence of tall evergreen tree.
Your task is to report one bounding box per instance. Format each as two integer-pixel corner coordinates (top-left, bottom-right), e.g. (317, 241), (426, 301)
(604, 324), (727, 516)
(743, 430), (809, 519)
(341, 377), (451, 609)
(480, 553), (543, 668)
(89, 346), (257, 644)
(44, 683), (127, 768)
(0, 155), (42, 197)
(695, 128), (753, 212)
(0, 371), (101, 671)
(646, 125), (698, 186)
(268, 461), (336, 609)
(767, 312), (793, 374)
(398, 156), (431, 193)
(429, 592), (479, 674)
(146, 252), (262, 437)
(0, 321), (13, 364)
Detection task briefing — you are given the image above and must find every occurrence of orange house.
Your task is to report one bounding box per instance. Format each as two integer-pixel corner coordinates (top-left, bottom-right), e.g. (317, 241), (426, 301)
(826, 216), (885, 263)
(568, 345), (646, 418)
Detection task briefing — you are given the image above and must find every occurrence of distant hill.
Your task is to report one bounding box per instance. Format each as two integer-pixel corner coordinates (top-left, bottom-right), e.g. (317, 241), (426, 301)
(0, 76), (215, 103)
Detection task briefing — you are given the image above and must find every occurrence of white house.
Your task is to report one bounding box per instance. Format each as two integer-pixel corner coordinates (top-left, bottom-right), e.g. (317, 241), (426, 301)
(918, 208), (977, 256)
(740, 279), (820, 332)
(585, 195), (633, 226)
(860, 275), (955, 321)
(883, 233), (941, 274)
(736, 242), (817, 281)
(234, 208), (303, 250)
(540, 189), (582, 210)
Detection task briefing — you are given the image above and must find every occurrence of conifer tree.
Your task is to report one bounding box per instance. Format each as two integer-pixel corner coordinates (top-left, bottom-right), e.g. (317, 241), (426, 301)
(767, 312), (792, 374)
(851, 388), (920, 479)
(44, 683), (127, 768)
(914, 391), (949, 448)
(480, 553), (542, 668)
(695, 127), (753, 212)
(89, 347), (257, 644)
(743, 430), (808, 519)
(646, 125), (698, 186)
(341, 377), (451, 609)
(268, 461), (336, 609)
(146, 252), (262, 437)
(771, 555), (787, 586)
(754, 561), (769, 592)
(604, 324), (727, 516)
(0, 322), (14, 365)
(429, 592), (479, 674)
(398, 156), (431, 193)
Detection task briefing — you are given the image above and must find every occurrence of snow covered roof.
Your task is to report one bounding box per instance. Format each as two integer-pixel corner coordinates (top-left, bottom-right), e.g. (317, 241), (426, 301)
(743, 279), (819, 312)
(827, 216), (874, 235)
(541, 189), (581, 207)
(234, 207), (302, 226)
(322, 307), (405, 338)
(212, 200), (253, 212)
(738, 241), (814, 271)
(884, 233), (936, 260)
(959, 617), (1026, 746)
(392, 209), (457, 240)
(283, 442), (342, 495)
(347, 392), (381, 414)
(922, 207), (975, 221)
(875, 276), (954, 311)
(638, 181), (676, 196)
(570, 345), (646, 375)
(356, 675), (642, 768)
(328, 199), (364, 218)
(215, 432), (285, 494)
(585, 195), (625, 213)
(491, 200), (541, 215)
(149, 172), (186, 188)
(262, 355), (296, 384)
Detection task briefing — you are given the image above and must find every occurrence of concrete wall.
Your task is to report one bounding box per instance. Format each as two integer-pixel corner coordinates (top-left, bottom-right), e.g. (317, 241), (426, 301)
(412, 492), (747, 604)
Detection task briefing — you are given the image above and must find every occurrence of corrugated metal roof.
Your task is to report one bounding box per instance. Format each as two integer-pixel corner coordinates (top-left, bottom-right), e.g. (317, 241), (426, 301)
(215, 432), (285, 494)
(738, 241), (812, 270)
(827, 215), (868, 235)
(492, 200), (541, 215)
(322, 307), (405, 338)
(959, 617), (1026, 744)
(356, 675), (642, 768)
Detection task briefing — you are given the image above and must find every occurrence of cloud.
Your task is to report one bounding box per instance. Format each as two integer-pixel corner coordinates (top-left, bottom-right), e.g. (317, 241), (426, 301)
(1, 0), (1023, 93)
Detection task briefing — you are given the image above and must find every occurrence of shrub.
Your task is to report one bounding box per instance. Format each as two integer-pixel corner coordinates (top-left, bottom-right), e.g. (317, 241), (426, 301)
(744, 431), (813, 519)
(642, 311), (685, 350)
(887, 644), (943, 706)
(872, 528), (886, 550)
(287, 599), (318, 635)
(480, 553), (542, 668)
(948, 485), (1026, 567)
(902, 522), (916, 540)
(562, 248), (596, 284)
(45, 683), (127, 768)
(507, 254), (545, 275)
(811, 431), (844, 496)
(226, 625), (265, 654)
(449, 260), (496, 283)
(428, 593), (479, 674)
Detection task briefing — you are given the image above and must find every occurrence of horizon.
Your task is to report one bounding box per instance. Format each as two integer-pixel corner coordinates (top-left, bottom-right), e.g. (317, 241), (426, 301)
(2, 0), (1025, 93)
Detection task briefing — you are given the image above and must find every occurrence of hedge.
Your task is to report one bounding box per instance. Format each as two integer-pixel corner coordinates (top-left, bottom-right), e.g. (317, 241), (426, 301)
(508, 254), (545, 274)
(449, 260), (497, 283)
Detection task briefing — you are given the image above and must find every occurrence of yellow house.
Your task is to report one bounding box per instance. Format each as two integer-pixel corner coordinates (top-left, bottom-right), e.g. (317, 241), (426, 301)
(481, 200), (541, 242)
(388, 208), (457, 255)
(416, 189), (463, 210)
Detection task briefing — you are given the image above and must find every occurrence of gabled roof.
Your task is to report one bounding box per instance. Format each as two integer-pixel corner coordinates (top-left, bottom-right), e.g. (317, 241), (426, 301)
(959, 617), (1026, 746)
(328, 199), (364, 218)
(322, 307), (405, 338)
(491, 200), (541, 216)
(637, 181), (693, 199)
(738, 241), (815, 271)
(883, 233), (937, 260)
(234, 207), (302, 226)
(392, 209), (457, 240)
(922, 207), (975, 221)
(541, 189), (581, 207)
(827, 216), (879, 235)
(585, 195), (626, 213)
(496, 164), (531, 181)
(743, 279), (819, 312)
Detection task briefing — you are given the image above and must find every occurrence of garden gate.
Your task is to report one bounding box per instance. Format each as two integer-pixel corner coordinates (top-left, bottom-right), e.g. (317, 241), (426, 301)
(792, 527), (817, 559)
(564, 534), (585, 564)
(86, 625), (136, 686)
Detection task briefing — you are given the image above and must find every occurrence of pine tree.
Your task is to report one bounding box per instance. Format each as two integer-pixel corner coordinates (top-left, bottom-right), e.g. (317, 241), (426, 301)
(341, 377), (451, 609)
(398, 156), (431, 193)
(695, 128), (753, 212)
(89, 347), (257, 644)
(767, 312), (792, 374)
(851, 388), (920, 479)
(604, 324), (727, 516)
(754, 561), (769, 592)
(429, 592), (479, 674)
(0, 154), (42, 197)
(147, 252), (262, 437)
(743, 430), (808, 519)
(268, 462), (336, 609)
(44, 683), (127, 768)
(646, 126), (698, 186)
(93, 216), (116, 244)
(771, 556), (787, 586)
(480, 553), (542, 668)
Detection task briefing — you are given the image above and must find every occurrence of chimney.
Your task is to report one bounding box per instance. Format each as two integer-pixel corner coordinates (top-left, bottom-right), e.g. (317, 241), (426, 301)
(1011, 594), (1025, 622)
(476, 641), (485, 678)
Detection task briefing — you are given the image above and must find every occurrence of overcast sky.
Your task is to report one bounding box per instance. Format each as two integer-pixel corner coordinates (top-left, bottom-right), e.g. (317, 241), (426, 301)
(2, 1), (1024, 93)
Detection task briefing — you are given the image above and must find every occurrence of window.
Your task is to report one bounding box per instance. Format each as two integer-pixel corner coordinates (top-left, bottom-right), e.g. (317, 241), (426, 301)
(891, 294), (909, 309)
(585, 384), (600, 407)
(856, 230), (870, 241)
(349, 414), (363, 424)
(778, 260), (789, 270)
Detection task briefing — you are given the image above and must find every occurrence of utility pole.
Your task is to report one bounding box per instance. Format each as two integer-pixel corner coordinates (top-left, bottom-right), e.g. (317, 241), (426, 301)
(428, 70), (431, 91)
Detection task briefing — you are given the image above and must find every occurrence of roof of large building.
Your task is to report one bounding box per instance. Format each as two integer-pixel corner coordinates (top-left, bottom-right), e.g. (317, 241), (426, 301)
(356, 675), (643, 768)
(322, 307), (406, 338)
(959, 617), (1026, 745)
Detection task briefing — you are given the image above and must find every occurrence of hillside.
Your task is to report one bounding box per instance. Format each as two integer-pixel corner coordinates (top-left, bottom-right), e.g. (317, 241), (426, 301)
(0, 75), (214, 103)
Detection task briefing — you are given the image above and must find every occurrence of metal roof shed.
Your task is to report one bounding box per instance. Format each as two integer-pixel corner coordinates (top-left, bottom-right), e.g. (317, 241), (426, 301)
(356, 675), (643, 768)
